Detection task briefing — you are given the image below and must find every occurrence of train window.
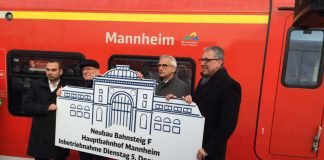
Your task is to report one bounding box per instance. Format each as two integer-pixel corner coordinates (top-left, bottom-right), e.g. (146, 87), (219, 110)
(7, 50), (84, 116)
(11, 57), (81, 76)
(108, 55), (196, 93)
(282, 30), (324, 88)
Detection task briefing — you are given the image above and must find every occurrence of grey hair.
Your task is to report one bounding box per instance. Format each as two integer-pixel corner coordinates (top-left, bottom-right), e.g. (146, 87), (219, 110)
(204, 46), (225, 60)
(160, 55), (177, 67)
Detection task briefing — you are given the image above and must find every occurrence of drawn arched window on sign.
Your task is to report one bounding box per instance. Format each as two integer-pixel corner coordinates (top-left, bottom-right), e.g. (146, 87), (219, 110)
(96, 108), (103, 122)
(173, 119), (181, 125)
(140, 114), (148, 129)
(110, 92), (132, 129)
(155, 116), (162, 122)
(163, 117), (171, 132)
(84, 106), (90, 119)
(70, 104), (76, 109)
(154, 116), (162, 131)
(70, 104), (76, 116)
(77, 105), (83, 117)
(172, 119), (181, 134)
(163, 117), (171, 123)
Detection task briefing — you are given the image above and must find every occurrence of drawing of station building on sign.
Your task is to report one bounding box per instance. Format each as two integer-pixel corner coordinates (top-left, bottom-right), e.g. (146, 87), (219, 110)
(59, 65), (203, 135)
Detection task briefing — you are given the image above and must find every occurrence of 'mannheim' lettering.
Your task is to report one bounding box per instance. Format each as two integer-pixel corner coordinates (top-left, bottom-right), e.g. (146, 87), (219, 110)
(105, 32), (175, 46)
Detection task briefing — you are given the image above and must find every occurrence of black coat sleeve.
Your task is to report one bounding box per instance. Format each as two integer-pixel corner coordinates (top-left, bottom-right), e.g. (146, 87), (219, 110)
(204, 81), (241, 155)
(22, 81), (49, 115)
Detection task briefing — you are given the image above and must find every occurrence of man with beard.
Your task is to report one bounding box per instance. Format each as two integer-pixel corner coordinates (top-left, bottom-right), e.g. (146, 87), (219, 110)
(23, 60), (69, 160)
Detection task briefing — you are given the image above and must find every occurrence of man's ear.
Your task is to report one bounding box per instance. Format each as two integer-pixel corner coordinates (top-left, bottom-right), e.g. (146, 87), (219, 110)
(60, 69), (63, 76)
(172, 66), (177, 73)
(95, 69), (100, 75)
(217, 59), (224, 66)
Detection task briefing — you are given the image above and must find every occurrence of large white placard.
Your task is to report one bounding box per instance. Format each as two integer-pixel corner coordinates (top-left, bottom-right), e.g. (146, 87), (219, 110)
(56, 65), (205, 160)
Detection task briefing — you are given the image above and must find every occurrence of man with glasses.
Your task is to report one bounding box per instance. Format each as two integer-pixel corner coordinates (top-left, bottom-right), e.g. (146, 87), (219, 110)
(155, 55), (190, 97)
(79, 59), (100, 88)
(184, 46), (241, 160)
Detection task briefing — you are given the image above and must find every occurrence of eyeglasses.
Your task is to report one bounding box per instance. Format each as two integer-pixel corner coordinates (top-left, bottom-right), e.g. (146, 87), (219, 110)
(198, 58), (221, 63)
(157, 64), (171, 69)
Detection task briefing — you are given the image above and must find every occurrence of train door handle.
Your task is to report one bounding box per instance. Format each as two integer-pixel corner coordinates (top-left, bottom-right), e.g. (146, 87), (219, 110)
(312, 126), (322, 152)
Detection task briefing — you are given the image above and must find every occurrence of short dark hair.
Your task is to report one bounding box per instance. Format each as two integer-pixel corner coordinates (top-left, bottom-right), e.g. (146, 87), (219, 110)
(47, 60), (63, 69)
(80, 59), (100, 69)
(204, 46), (224, 60)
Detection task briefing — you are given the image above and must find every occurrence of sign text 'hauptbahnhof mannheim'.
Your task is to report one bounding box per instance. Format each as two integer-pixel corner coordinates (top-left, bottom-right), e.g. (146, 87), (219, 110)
(56, 65), (205, 160)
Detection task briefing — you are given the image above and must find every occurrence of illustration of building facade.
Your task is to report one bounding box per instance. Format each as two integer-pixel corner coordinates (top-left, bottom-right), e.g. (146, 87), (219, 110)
(60, 65), (203, 135)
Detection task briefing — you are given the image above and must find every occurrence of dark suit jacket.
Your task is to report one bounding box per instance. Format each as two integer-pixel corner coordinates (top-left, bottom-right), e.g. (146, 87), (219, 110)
(155, 75), (190, 97)
(23, 77), (69, 159)
(193, 68), (241, 160)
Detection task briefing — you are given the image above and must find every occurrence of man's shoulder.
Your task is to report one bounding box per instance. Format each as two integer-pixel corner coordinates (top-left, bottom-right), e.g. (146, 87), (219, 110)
(217, 69), (240, 85)
(31, 78), (47, 85)
(172, 76), (189, 87)
(79, 80), (93, 88)
(210, 69), (241, 91)
(223, 75), (241, 92)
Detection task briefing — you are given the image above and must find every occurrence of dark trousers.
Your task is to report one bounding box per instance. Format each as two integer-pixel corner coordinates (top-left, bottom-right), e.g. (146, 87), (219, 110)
(204, 145), (226, 160)
(79, 151), (107, 160)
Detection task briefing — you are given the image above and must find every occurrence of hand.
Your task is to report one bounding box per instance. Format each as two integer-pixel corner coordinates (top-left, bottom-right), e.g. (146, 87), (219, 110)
(165, 94), (177, 100)
(197, 148), (208, 160)
(91, 73), (101, 79)
(56, 87), (62, 96)
(182, 95), (192, 104)
(136, 71), (144, 79)
(48, 104), (57, 111)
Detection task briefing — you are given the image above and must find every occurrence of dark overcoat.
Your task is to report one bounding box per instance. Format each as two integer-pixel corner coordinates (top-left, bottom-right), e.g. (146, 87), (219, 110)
(193, 68), (241, 160)
(23, 77), (69, 159)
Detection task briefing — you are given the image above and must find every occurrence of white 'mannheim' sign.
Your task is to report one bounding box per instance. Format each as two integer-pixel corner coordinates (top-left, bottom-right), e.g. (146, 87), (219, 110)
(105, 32), (175, 45)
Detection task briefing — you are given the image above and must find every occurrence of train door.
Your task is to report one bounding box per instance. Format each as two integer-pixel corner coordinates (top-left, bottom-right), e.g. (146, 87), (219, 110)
(269, 28), (324, 159)
(257, 12), (324, 159)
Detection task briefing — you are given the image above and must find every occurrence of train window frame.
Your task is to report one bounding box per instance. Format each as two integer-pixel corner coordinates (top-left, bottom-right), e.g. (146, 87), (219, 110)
(108, 55), (196, 93)
(281, 29), (324, 88)
(7, 50), (85, 116)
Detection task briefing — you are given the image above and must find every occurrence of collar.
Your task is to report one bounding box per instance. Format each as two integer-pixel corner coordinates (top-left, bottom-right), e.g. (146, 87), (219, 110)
(158, 75), (177, 85)
(48, 79), (60, 92)
(194, 68), (228, 101)
(201, 67), (226, 83)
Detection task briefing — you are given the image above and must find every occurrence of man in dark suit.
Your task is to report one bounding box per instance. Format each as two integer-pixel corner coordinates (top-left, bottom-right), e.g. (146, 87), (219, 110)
(155, 55), (190, 97)
(23, 60), (69, 160)
(184, 46), (241, 160)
